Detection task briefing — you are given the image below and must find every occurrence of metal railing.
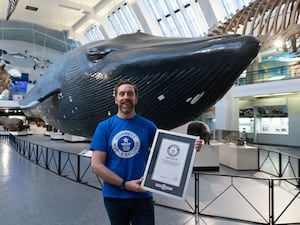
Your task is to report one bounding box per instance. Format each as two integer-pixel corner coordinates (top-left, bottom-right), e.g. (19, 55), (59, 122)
(236, 63), (300, 86)
(8, 134), (103, 190)
(3, 134), (300, 225)
(259, 148), (300, 184)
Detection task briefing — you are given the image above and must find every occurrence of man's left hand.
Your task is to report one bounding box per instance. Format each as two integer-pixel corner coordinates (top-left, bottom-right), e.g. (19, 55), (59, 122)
(194, 139), (203, 152)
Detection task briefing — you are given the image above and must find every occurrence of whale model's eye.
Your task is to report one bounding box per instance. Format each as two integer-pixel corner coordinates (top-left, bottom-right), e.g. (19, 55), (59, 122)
(86, 48), (115, 62)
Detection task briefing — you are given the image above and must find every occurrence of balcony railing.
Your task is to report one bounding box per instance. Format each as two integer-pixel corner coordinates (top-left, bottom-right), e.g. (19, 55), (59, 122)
(237, 62), (300, 86)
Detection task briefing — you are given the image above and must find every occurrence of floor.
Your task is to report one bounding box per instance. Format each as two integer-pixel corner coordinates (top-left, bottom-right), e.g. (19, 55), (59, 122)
(0, 134), (299, 225)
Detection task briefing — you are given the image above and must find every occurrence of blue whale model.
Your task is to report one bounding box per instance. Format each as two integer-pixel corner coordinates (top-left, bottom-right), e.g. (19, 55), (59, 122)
(19, 32), (259, 138)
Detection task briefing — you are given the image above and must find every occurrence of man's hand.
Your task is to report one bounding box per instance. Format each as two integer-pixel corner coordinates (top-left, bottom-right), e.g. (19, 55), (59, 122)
(124, 177), (148, 192)
(194, 139), (203, 152)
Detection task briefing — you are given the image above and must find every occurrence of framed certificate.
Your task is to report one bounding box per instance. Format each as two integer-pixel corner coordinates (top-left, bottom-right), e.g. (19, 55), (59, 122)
(141, 129), (197, 200)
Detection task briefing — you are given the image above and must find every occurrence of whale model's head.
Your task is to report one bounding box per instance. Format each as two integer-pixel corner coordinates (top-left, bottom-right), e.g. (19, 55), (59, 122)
(19, 32), (260, 137)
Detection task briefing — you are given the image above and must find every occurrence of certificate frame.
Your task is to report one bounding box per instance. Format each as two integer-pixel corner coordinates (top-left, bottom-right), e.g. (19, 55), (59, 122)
(141, 129), (197, 200)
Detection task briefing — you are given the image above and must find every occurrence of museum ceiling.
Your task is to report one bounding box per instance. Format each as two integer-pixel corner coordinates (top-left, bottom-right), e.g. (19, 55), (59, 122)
(0, 0), (105, 77)
(0, 0), (299, 82)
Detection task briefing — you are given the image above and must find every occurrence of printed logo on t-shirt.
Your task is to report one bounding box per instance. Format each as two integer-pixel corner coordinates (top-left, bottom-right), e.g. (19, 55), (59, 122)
(112, 130), (141, 158)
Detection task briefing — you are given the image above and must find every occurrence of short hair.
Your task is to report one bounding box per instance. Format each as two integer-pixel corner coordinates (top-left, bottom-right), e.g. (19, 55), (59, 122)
(114, 80), (138, 97)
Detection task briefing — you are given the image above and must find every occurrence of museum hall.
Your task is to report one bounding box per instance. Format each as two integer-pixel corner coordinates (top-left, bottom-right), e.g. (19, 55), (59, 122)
(0, 0), (300, 225)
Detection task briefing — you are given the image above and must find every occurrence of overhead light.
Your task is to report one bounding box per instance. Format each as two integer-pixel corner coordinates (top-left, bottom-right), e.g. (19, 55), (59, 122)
(25, 5), (38, 11)
(268, 75), (285, 81)
(253, 94), (269, 98)
(253, 92), (293, 98)
(274, 39), (283, 48)
(58, 4), (81, 11)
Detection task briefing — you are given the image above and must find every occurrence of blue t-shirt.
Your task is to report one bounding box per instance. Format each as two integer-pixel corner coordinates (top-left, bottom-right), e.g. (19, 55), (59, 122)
(90, 114), (157, 199)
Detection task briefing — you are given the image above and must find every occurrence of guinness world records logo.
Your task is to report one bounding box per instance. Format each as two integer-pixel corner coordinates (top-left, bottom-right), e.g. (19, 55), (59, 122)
(112, 130), (140, 158)
(167, 144), (180, 157)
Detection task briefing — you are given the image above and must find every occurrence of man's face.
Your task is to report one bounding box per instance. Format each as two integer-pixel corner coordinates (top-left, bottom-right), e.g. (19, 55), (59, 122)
(115, 84), (138, 115)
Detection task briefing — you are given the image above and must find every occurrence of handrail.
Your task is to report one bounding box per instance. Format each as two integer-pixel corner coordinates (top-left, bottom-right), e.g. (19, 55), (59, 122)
(237, 62), (300, 86)
(8, 134), (103, 190)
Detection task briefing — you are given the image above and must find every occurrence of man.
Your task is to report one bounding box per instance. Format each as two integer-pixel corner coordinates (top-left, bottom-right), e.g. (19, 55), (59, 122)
(90, 80), (202, 225)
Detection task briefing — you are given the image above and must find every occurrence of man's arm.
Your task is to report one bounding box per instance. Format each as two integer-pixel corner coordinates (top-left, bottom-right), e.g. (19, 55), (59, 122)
(91, 150), (147, 192)
(91, 150), (123, 187)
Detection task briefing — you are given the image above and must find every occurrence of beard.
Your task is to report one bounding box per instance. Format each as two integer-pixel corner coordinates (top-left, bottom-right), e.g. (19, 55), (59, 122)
(119, 100), (135, 115)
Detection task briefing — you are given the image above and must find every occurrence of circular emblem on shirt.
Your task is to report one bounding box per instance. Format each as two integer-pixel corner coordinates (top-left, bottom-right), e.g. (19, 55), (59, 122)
(167, 144), (180, 157)
(112, 130), (140, 158)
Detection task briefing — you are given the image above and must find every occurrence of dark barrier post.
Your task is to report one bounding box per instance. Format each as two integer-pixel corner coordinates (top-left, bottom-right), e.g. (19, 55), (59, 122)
(21, 140), (25, 155)
(278, 153), (282, 177)
(77, 155), (81, 182)
(58, 151), (61, 175)
(298, 159), (300, 188)
(45, 148), (49, 170)
(269, 179), (274, 225)
(194, 171), (200, 224)
(35, 145), (39, 164)
(28, 143), (31, 160)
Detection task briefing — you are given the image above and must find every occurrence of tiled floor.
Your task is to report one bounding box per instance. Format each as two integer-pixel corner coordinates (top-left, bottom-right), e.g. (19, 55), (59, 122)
(1, 135), (299, 225)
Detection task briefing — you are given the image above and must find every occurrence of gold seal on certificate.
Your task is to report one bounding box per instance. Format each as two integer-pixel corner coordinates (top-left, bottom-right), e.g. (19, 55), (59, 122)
(141, 129), (197, 200)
